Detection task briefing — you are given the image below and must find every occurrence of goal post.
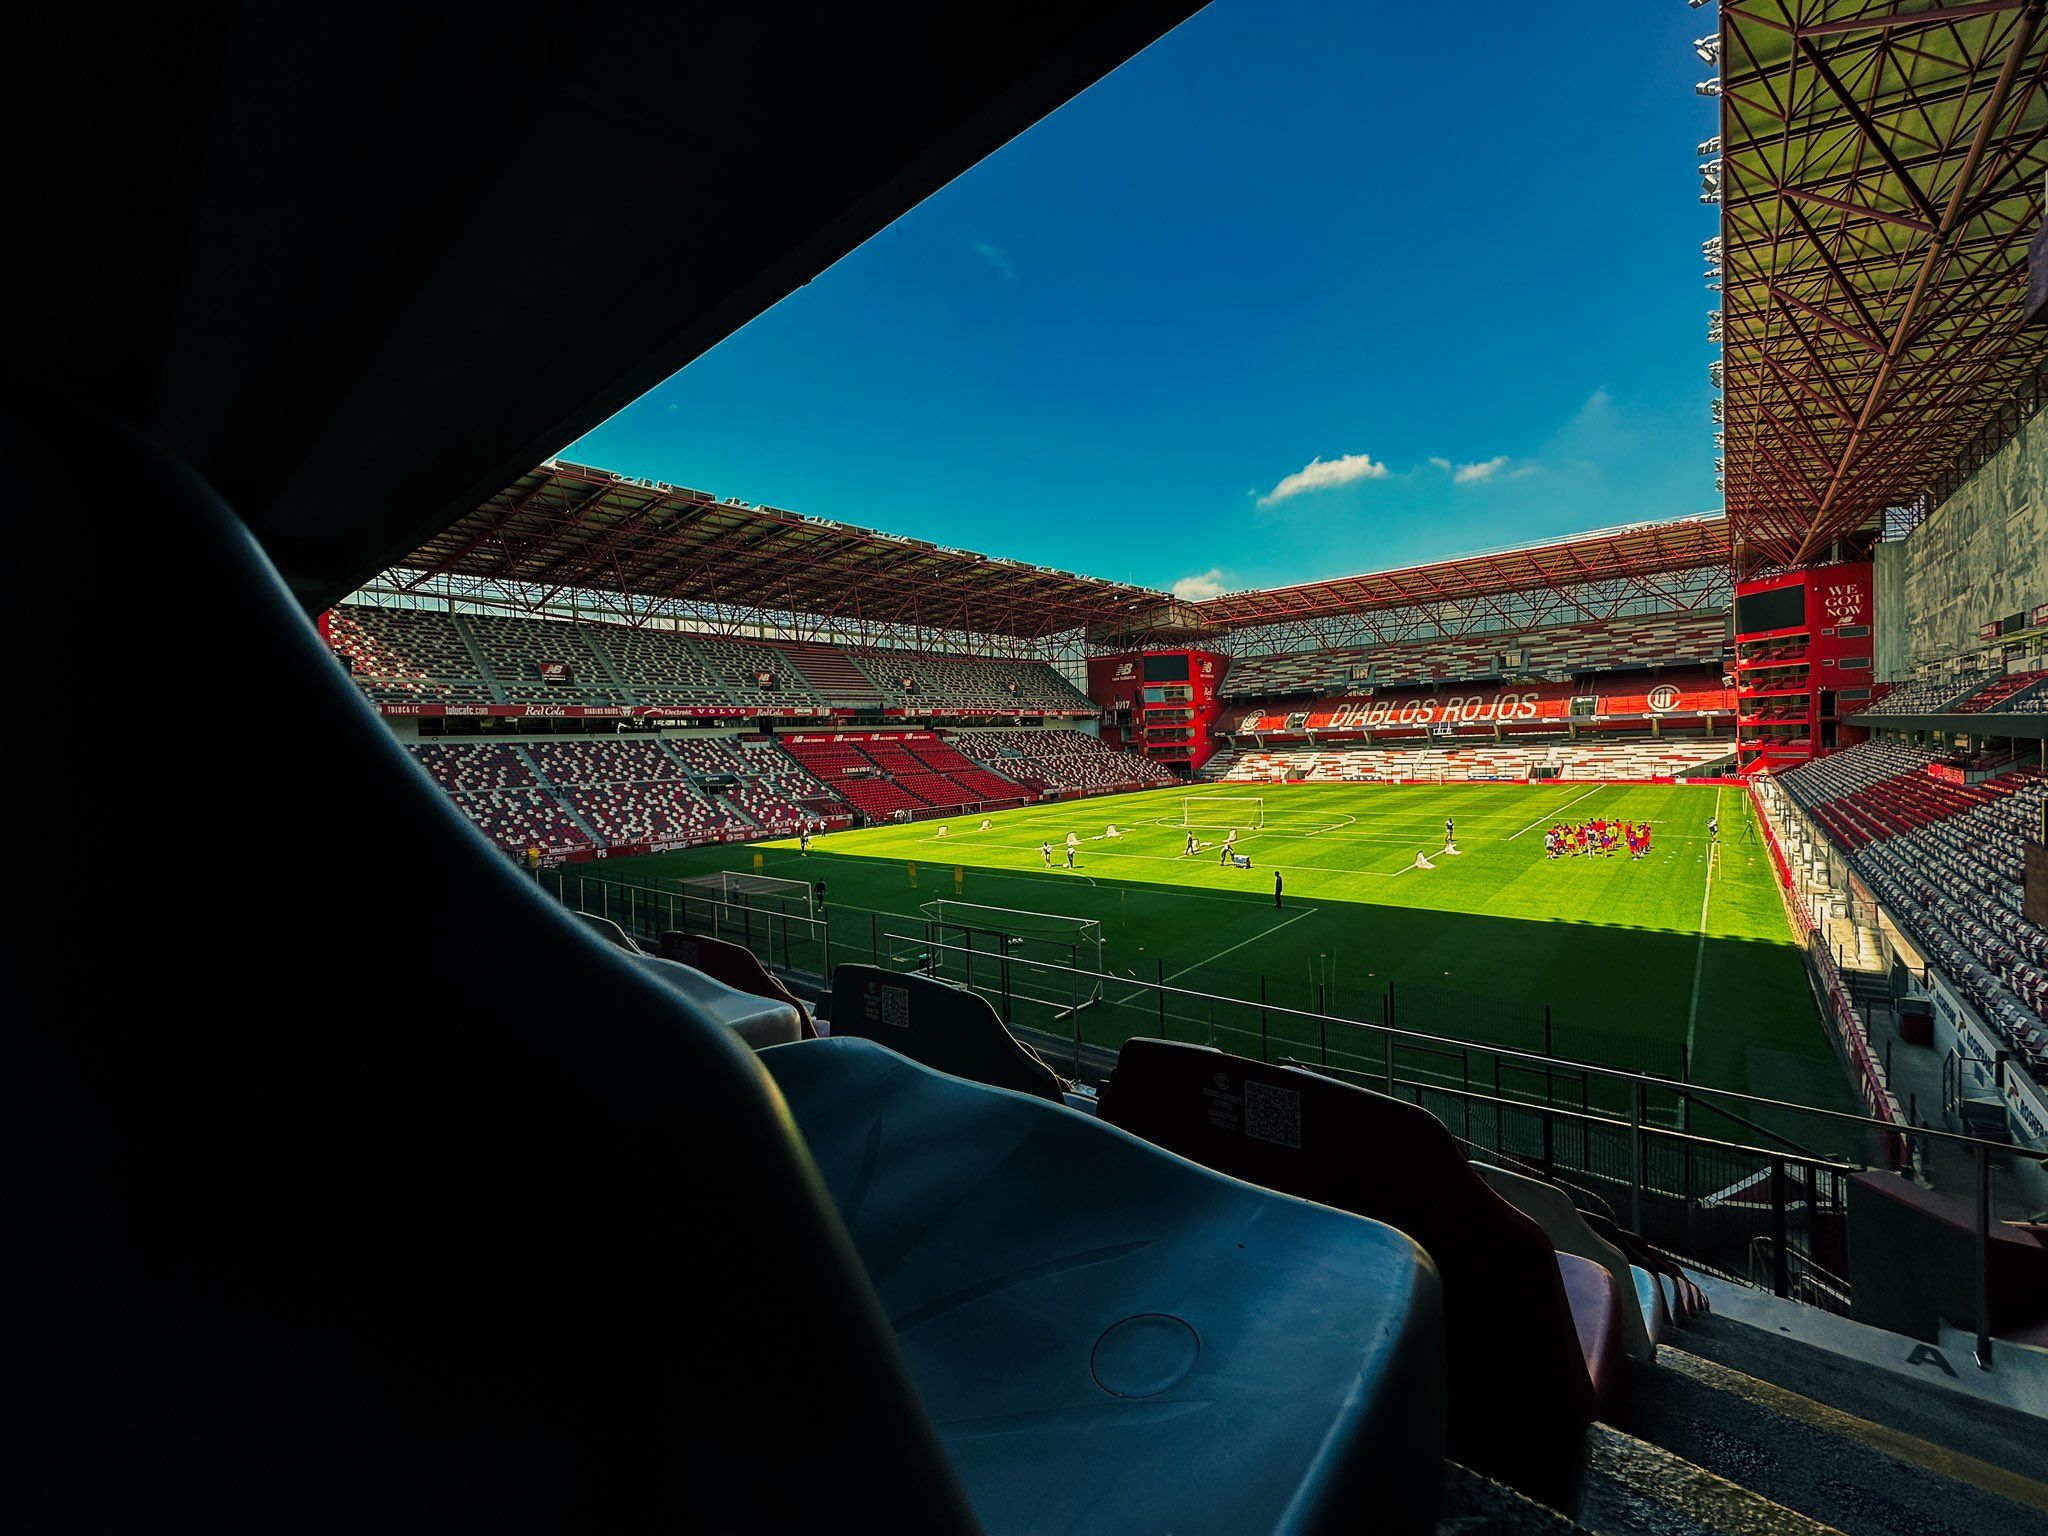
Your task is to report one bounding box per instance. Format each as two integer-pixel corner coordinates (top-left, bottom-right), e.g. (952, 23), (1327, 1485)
(671, 871), (820, 971)
(1178, 794), (1265, 830)
(676, 870), (814, 920)
(917, 898), (1104, 1016)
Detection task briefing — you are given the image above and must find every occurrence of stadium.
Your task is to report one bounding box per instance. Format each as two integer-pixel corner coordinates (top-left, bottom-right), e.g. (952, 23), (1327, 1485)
(16, 3), (2048, 1534)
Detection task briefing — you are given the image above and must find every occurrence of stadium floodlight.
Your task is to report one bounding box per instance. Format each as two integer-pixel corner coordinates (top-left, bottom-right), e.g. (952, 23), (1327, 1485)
(1693, 35), (1720, 65)
(1696, 135), (1720, 158)
(1708, 360), (1723, 389)
(1707, 311), (1723, 343)
(1696, 77), (1721, 97)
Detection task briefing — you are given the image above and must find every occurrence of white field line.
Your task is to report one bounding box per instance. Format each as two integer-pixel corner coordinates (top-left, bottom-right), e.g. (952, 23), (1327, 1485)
(1507, 784), (1605, 840)
(1109, 908), (1314, 1006)
(1685, 787), (1723, 1061)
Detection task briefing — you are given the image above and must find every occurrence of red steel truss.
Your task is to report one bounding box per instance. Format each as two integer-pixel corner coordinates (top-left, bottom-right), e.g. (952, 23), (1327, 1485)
(1719, 0), (2048, 575)
(396, 460), (1164, 641)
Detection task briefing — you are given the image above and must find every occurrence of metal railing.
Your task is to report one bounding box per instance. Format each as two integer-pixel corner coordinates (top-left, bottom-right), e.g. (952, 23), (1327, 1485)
(545, 864), (2042, 1363)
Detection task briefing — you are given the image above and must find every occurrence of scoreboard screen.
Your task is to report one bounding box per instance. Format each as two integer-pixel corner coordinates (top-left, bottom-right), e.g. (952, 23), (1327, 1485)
(1141, 654), (1189, 683)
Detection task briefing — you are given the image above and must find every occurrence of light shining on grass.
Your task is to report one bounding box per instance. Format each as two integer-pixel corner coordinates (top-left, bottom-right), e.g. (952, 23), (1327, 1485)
(600, 781), (1860, 1120)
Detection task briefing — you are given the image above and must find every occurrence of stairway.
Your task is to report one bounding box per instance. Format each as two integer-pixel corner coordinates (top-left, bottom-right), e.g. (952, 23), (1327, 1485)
(513, 744), (603, 846)
(449, 613), (506, 699)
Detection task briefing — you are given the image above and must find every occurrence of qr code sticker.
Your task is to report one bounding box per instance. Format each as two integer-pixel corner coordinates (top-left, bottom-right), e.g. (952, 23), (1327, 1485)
(1243, 1079), (1301, 1150)
(880, 984), (911, 1030)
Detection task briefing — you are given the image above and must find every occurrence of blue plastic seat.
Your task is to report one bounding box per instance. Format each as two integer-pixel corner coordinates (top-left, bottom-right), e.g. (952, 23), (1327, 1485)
(762, 1036), (1447, 1535)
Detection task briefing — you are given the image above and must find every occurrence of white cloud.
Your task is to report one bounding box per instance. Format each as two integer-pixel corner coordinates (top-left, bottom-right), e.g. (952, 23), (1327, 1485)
(1170, 569), (1229, 600)
(1453, 455), (1511, 485)
(972, 240), (1015, 280)
(1255, 452), (1390, 507)
(1427, 456), (1451, 472)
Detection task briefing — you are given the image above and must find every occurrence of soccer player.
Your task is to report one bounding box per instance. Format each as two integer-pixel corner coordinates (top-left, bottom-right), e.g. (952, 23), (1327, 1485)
(1064, 844), (1076, 870)
(1040, 841), (1052, 867)
(797, 827), (811, 856)
(813, 878), (827, 914)
(1707, 814), (1719, 839)
(1185, 832), (1198, 858)
(1274, 869), (1283, 908)
(1445, 816), (1454, 846)
(1219, 830), (1235, 865)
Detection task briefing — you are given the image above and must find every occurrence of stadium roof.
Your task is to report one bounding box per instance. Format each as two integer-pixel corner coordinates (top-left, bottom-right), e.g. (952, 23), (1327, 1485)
(400, 471), (1735, 640)
(1187, 515), (1733, 630)
(401, 461), (1170, 640)
(1719, 0), (2048, 574)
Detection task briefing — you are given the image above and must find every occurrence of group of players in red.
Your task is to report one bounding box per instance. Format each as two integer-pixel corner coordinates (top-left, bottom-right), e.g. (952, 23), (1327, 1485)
(1544, 817), (1653, 861)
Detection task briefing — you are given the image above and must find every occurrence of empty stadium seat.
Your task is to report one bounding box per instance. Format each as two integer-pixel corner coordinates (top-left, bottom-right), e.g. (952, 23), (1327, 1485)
(1474, 1162), (1660, 1363)
(827, 962), (1067, 1102)
(1098, 1040), (1600, 1502)
(657, 930), (818, 1037)
(760, 1035), (1448, 1534)
(22, 412), (979, 1530)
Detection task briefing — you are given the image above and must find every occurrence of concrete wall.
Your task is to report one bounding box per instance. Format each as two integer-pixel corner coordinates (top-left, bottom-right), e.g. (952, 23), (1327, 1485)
(1880, 405), (2046, 679)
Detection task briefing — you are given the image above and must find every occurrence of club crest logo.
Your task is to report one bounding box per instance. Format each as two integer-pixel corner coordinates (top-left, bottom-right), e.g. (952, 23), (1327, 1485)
(1649, 684), (1680, 712)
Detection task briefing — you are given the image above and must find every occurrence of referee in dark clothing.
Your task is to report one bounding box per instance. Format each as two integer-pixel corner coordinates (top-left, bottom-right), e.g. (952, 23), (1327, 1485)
(1274, 870), (1283, 909)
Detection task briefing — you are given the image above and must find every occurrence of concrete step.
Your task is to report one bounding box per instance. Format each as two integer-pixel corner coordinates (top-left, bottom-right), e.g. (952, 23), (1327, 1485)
(1618, 1342), (2048, 1535)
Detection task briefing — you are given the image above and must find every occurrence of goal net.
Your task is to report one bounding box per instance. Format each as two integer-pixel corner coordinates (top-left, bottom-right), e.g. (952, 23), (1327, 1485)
(917, 899), (1104, 1016)
(1178, 794), (1265, 830)
(676, 871), (814, 921)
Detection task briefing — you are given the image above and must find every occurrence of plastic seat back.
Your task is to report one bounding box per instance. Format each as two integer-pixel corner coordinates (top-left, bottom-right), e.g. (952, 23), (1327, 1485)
(16, 413), (978, 1533)
(1100, 1039), (1594, 1502)
(828, 962), (1065, 1101)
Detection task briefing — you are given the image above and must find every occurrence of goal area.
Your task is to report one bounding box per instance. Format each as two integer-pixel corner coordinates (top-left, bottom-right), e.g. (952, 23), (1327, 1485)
(1178, 794), (1265, 830)
(676, 870), (814, 920)
(916, 899), (1104, 1016)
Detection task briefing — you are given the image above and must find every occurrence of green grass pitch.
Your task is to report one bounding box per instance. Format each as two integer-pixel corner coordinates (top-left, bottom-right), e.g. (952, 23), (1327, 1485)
(582, 780), (1862, 1142)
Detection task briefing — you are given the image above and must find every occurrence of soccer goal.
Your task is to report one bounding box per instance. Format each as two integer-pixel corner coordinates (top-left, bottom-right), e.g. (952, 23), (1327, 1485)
(1178, 794), (1265, 830)
(917, 898), (1104, 1017)
(673, 871), (819, 970)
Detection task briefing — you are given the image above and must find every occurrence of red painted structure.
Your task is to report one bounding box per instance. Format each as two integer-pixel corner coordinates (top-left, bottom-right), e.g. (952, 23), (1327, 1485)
(1088, 649), (1227, 774)
(1732, 562), (1874, 774)
(1224, 669), (1735, 741)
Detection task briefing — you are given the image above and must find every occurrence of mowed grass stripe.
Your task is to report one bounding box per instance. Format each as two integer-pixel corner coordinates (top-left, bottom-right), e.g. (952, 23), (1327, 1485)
(590, 780), (1862, 1131)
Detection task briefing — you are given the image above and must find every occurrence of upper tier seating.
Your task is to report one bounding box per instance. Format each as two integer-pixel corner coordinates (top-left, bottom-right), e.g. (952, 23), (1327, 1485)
(949, 729), (1177, 792)
(1948, 667), (2048, 714)
(329, 604), (493, 703)
(1856, 669), (2001, 716)
(762, 1036), (1447, 1534)
(1099, 1040), (1601, 1504)
(683, 635), (828, 711)
(463, 613), (630, 704)
(584, 625), (728, 706)
(1216, 739), (1734, 783)
(1221, 611), (1729, 699)
(527, 737), (750, 846)
(1782, 744), (2048, 1072)
(856, 649), (1094, 711)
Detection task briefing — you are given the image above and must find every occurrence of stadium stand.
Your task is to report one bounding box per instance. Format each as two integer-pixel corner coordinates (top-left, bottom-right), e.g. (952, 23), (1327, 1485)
(328, 604), (494, 703)
(950, 728), (1177, 792)
(584, 625), (729, 706)
(1782, 743), (2048, 1073)
(1215, 739), (1735, 783)
(1220, 612), (1729, 699)
(463, 613), (631, 704)
(1857, 669), (2004, 716)
(856, 649), (1094, 711)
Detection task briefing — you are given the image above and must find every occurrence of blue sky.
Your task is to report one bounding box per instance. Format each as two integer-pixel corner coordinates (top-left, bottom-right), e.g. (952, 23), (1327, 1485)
(568, 2), (1721, 599)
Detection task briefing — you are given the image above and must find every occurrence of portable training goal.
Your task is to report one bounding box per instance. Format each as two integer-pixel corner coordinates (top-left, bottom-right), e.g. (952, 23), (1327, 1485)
(917, 898), (1104, 1016)
(1178, 794), (1265, 830)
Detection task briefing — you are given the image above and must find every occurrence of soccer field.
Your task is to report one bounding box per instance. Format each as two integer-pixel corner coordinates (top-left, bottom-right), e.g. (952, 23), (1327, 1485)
(581, 780), (1863, 1136)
